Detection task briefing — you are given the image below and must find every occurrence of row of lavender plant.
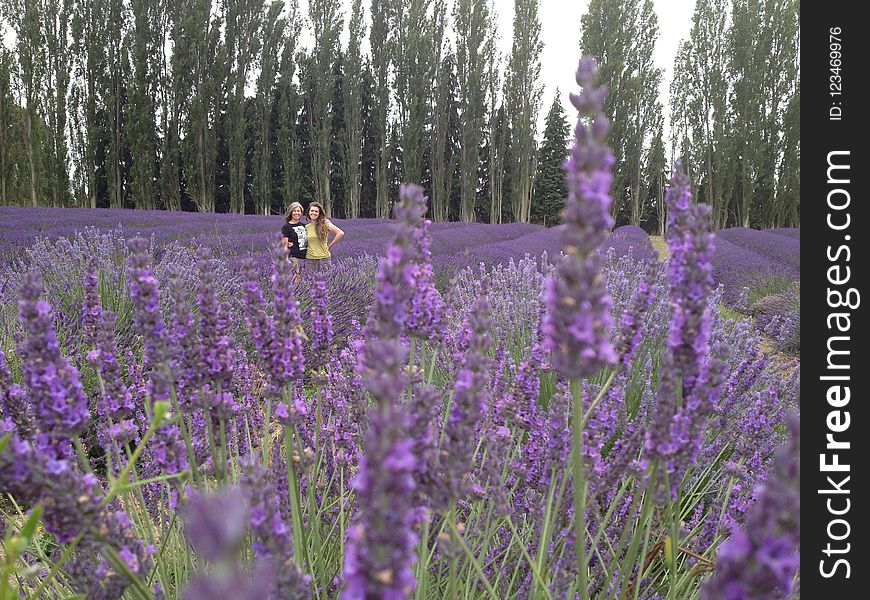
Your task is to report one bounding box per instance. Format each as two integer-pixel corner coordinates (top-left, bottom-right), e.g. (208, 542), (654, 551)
(1, 57), (798, 599)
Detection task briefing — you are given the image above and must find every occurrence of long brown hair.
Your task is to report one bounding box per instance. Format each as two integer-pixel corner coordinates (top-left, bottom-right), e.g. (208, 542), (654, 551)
(284, 202), (303, 224)
(308, 201), (328, 242)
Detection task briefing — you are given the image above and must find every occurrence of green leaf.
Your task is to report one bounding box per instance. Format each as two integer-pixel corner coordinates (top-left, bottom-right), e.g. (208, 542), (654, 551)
(152, 400), (170, 425)
(20, 504), (43, 541)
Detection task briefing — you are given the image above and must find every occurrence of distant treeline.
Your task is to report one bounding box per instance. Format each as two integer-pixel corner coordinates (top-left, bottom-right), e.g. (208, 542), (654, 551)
(0, 0), (798, 229)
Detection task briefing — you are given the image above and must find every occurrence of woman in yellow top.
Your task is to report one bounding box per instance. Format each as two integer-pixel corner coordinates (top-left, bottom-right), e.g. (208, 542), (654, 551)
(305, 201), (344, 270)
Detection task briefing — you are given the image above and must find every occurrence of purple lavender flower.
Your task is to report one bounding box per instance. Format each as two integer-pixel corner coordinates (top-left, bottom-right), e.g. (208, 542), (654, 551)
(1, 348), (32, 437)
(542, 57), (617, 379)
(645, 164), (727, 498)
(310, 271), (335, 368)
(15, 272), (90, 458)
(240, 250), (306, 393)
(87, 308), (138, 454)
(182, 487), (249, 562)
(127, 237), (171, 404)
(612, 262), (660, 368)
(406, 218), (446, 342)
(81, 266), (102, 347)
(438, 289), (493, 504)
(367, 183), (444, 341)
(197, 248), (235, 387)
(240, 456), (310, 599)
(701, 413), (800, 600)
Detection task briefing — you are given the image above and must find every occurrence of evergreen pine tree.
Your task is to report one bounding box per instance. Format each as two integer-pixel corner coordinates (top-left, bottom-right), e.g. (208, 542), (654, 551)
(531, 92), (568, 226)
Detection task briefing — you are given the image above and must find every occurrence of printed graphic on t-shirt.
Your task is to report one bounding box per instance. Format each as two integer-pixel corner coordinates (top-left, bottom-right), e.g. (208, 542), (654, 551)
(293, 224), (308, 250)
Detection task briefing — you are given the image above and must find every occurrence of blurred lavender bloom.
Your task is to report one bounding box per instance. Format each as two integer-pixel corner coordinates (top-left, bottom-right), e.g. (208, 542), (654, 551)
(341, 184), (432, 600)
(182, 487), (248, 562)
(542, 57), (617, 379)
(341, 398), (418, 600)
(0, 432), (151, 598)
(1, 348), (32, 437)
(240, 456), (310, 599)
(367, 183), (444, 342)
(183, 564), (274, 600)
(167, 265), (199, 403)
(701, 413), (800, 600)
(270, 243), (307, 384)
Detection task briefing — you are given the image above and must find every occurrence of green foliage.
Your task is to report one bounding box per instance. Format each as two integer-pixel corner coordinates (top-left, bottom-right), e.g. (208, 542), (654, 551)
(0, 0), (799, 233)
(531, 93), (569, 226)
(580, 0), (663, 228)
(453, 0), (494, 223)
(505, 0), (544, 224)
(747, 275), (793, 305)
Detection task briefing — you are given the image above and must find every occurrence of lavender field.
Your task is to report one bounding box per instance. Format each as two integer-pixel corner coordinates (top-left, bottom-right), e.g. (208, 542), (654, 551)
(0, 60), (799, 600)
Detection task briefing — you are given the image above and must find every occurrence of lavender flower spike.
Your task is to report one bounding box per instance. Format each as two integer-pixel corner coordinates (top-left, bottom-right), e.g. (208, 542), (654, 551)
(542, 57), (617, 379)
(341, 398), (418, 600)
(341, 183), (429, 599)
(645, 163), (723, 495)
(16, 273), (91, 457)
(701, 412), (800, 599)
(363, 182), (445, 344)
(127, 237), (171, 404)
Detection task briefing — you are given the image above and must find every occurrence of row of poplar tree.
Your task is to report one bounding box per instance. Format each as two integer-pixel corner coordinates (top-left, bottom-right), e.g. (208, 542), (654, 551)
(0, 0), (798, 229)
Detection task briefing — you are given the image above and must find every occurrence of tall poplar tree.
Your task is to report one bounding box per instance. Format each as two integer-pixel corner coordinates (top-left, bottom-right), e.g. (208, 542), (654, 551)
(580, 0), (661, 224)
(0, 48), (13, 205)
(671, 0), (734, 229)
(505, 0), (543, 223)
(128, 0), (161, 209)
(369, 0), (393, 219)
(428, 0), (451, 221)
(453, 0), (493, 222)
(69, 0), (109, 208)
(728, 0), (797, 227)
(225, 0), (262, 213)
(158, 0), (183, 211)
(276, 0), (302, 211)
(252, 1), (285, 215)
(306, 0), (343, 215)
(3, 0), (43, 206)
(105, 0), (127, 209)
(40, 0), (72, 206)
(392, 0), (436, 186)
(176, 0), (225, 212)
(486, 55), (506, 224)
(342, 0), (365, 217)
(776, 86), (799, 227)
